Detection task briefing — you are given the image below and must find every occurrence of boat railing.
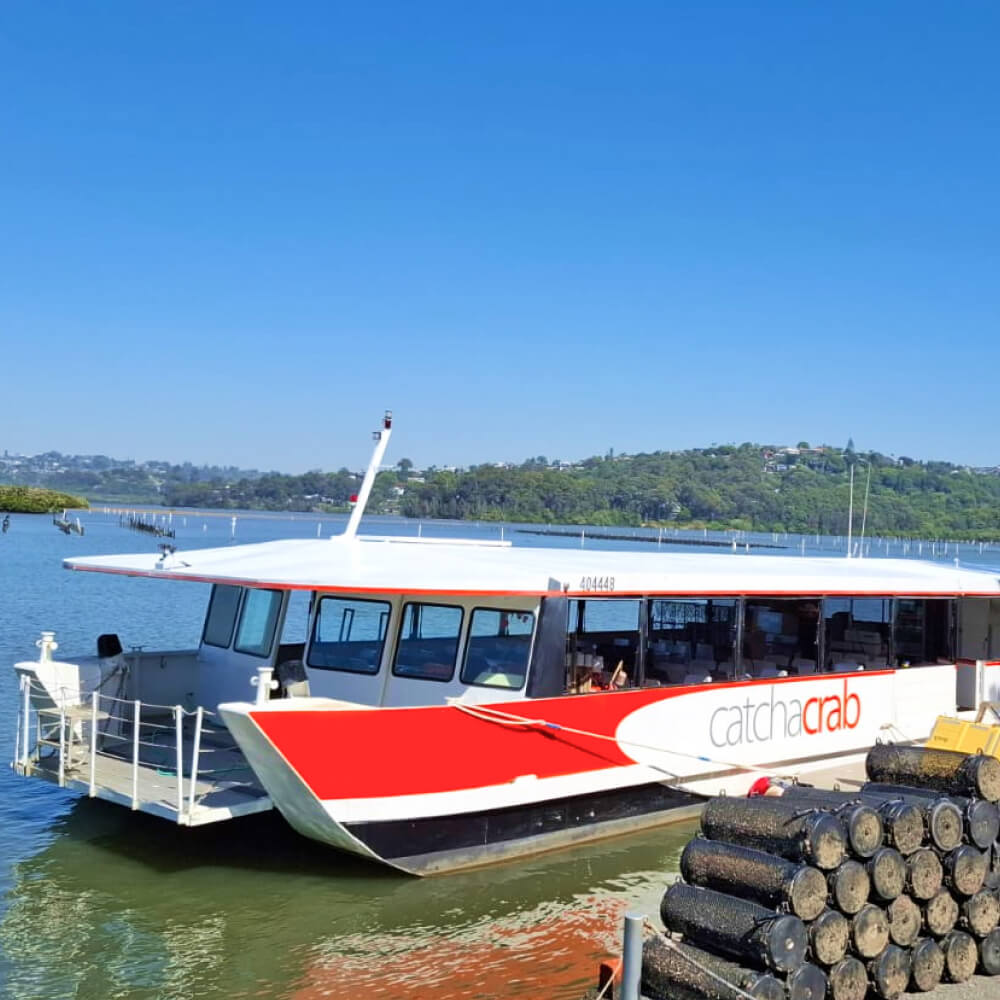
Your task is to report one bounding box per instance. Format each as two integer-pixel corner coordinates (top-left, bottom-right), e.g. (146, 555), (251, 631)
(13, 674), (263, 824)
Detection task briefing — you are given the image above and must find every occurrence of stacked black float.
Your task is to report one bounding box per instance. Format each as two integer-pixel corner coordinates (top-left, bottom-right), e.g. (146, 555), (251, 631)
(642, 745), (1000, 1000)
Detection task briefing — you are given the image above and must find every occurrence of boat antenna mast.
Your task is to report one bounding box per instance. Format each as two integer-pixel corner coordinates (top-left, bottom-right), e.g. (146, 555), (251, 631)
(858, 461), (872, 558)
(846, 463), (854, 558)
(344, 410), (393, 539)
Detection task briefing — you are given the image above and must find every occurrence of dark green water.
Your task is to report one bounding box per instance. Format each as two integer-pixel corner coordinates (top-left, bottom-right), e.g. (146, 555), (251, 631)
(0, 512), (695, 999)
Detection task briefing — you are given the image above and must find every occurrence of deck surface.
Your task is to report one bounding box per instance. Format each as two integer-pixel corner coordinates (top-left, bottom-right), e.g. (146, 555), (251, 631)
(27, 726), (270, 824)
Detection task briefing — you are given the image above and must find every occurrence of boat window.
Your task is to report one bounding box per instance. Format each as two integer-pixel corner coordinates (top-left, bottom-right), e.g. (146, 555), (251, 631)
(203, 584), (243, 648)
(824, 598), (890, 671)
(393, 603), (464, 682)
(744, 599), (819, 677)
(460, 608), (535, 689)
(233, 589), (283, 658)
(276, 590), (311, 666)
(646, 598), (737, 686)
(565, 598), (640, 693)
(308, 596), (390, 674)
(893, 599), (954, 667)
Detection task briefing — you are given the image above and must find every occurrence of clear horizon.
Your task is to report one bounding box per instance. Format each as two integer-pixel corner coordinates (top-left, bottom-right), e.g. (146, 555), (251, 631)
(3, 3), (999, 471)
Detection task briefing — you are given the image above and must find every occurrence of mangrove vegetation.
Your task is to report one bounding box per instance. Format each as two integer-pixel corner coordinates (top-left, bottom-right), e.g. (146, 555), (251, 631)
(0, 486), (89, 514)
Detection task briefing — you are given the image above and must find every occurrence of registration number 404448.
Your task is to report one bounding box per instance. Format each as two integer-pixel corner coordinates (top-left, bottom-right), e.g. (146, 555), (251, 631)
(579, 576), (615, 592)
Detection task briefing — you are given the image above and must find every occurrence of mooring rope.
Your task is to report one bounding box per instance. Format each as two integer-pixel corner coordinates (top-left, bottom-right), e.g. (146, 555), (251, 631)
(878, 721), (915, 744)
(449, 701), (780, 778)
(593, 957), (621, 1000)
(646, 919), (761, 1000)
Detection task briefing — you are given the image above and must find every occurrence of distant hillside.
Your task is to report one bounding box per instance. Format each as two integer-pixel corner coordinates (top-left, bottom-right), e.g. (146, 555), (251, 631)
(0, 450), (262, 504)
(7, 442), (1000, 540)
(398, 445), (1000, 540)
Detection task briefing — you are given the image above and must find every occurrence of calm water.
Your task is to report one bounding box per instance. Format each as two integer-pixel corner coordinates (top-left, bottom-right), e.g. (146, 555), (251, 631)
(0, 512), (995, 998)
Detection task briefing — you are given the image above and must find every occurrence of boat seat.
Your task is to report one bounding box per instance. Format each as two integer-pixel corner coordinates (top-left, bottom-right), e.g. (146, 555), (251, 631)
(664, 661), (689, 685)
(276, 659), (311, 698)
(754, 661), (786, 679)
(683, 661), (714, 685)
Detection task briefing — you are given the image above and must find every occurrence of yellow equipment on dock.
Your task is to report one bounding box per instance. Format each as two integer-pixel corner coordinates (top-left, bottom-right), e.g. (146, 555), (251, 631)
(926, 705), (1000, 758)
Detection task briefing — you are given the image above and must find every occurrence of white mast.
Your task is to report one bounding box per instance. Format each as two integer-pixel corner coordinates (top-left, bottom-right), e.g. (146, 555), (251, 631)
(344, 411), (393, 539)
(859, 463), (872, 558)
(846, 463), (854, 558)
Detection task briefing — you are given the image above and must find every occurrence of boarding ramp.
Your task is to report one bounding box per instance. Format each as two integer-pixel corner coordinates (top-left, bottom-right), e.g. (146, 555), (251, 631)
(12, 674), (271, 825)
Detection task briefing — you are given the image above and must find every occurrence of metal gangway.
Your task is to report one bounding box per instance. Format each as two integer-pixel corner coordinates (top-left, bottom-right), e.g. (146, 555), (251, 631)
(12, 676), (272, 825)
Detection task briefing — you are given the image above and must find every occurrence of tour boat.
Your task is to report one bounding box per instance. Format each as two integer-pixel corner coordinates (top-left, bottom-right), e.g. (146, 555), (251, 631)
(13, 414), (1000, 874)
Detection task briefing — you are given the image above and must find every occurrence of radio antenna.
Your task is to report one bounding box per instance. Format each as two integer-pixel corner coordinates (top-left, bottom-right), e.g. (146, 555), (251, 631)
(846, 464), (854, 558)
(344, 411), (393, 539)
(858, 463), (872, 558)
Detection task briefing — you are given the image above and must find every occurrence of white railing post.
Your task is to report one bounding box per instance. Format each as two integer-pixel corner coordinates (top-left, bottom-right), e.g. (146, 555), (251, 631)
(89, 691), (99, 796)
(131, 699), (141, 809)
(252, 666), (277, 705)
(188, 706), (204, 818)
(174, 705), (184, 823)
(14, 676), (23, 772)
(21, 678), (31, 768)
(57, 702), (66, 787)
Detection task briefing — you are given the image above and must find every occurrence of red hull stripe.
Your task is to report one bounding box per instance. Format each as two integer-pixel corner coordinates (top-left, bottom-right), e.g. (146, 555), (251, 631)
(250, 689), (677, 800)
(248, 670), (897, 801)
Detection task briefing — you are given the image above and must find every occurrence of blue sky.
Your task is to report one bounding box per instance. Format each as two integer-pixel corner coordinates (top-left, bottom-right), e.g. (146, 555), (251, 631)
(2, 2), (998, 472)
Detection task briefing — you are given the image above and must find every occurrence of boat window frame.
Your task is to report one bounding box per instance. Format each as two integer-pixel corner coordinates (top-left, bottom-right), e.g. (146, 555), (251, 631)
(459, 606), (536, 690)
(202, 584), (244, 649)
(391, 600), (465, 683)
(307, 594), (393, 675)
(233, 587), (284, 659)
(643, 596), (739, 687)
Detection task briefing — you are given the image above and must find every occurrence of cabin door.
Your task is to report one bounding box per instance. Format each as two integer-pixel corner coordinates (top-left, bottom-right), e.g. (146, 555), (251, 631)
(197, 586), (285, 710)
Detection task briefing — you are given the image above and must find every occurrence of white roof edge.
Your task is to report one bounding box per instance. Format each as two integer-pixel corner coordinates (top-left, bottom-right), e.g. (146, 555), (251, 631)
(60, 537), (1000, 598)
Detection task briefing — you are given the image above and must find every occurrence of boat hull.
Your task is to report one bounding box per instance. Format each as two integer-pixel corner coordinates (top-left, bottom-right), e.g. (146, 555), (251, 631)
(219, 665), (954, 874)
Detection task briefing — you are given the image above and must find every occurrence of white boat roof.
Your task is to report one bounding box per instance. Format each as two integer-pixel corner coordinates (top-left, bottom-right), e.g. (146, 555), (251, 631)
(63, 535), (1000, 598)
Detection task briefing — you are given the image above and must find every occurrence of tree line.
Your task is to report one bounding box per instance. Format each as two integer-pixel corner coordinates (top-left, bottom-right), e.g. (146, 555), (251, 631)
(157, 443), (1000, 541)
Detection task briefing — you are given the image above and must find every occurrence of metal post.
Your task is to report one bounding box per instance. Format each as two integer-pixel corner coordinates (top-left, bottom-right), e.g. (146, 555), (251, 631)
(621, 911), (643, 1000)
(21, 678), (30, 768)
(14, 676), (23, 772)
(89, 691), (98, 796)
(57, 702), (67, 786)
(254, 666), (275, 705)
(188, 706), (204, 818)
(174, 705), (184, 823)
(131, 699), (141, 809)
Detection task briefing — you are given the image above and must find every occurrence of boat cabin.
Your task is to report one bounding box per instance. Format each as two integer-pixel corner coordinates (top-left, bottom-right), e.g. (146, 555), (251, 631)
(31, 565), (999, 720)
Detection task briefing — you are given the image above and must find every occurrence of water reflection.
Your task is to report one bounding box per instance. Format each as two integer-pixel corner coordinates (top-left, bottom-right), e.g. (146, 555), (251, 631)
(0, 798), (691, 999)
